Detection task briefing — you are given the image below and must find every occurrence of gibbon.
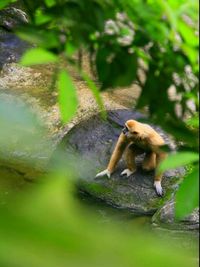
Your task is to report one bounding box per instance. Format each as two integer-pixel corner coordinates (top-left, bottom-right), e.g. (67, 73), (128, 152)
(96, 120), (167, 196)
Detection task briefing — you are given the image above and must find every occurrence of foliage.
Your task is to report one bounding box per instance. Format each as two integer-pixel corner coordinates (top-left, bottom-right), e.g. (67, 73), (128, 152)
(16, 0), (199, 137)
(16, 2), (198, 128)
(20, 47), (58, 65)
(159, 152), (199, 173)
(159, 152), (199, 219)
(0, 0), (199, 223)
(0, 0), (16, 9)
(175, 165), (199, 219)
(0, 173), (197, 267)
(57, 70), (78, 122)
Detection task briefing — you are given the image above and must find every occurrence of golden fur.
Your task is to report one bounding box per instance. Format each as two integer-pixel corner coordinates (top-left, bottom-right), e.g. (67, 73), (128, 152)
(96, 120), (167, 196)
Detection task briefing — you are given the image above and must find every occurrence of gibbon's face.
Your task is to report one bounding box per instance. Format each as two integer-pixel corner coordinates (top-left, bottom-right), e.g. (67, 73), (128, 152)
(123, 120), (141, 140)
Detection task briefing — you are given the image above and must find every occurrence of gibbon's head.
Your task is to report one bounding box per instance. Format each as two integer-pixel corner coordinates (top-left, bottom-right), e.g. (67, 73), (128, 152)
(123, 120), (145, 140)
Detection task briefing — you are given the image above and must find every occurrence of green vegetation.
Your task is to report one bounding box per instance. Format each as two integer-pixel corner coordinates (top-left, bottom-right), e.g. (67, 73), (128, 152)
(0, 0), (199, 266)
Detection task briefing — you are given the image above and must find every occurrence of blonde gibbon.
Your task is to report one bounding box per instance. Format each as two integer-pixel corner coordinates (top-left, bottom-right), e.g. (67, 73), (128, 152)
(96, 120), (167, 196)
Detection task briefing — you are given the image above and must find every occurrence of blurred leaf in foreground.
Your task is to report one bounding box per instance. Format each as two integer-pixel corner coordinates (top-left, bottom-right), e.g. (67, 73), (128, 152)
(0, 0), (16, 9)
(0, 95), (47, 153)
(159, 152), (199, 173)
(0, 174), (197, 267)
(45, 0), (56, 8)
(81, 72), (107, 119)
(0, 94), (51, 174)
(175, 166), (199, 220)
(57, 70), (78, 123)
(20, 48), (58, 66)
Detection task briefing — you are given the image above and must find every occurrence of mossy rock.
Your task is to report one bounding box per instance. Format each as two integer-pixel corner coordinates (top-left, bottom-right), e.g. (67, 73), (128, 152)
(152, 200), (199, 231)
(57, 109), (184, 215)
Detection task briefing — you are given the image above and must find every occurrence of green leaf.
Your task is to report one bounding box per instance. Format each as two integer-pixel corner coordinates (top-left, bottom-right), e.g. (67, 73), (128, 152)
(65, 42), (77, 56)
(0, 0), (16, 9)
(81, 72), (107, 120)
(178, 21), (199, 47)
(44, 0), (56, 7)
(175, 166), (199, 219)
(96, 47), (138, 90)
(181, 44), (198, 64)
(158, 118), (198, 147)
(17, 29), (59, 49)
(159, 152), (199, 173)
(160, 1), (177, 29)
(186, 115), (199, 128)
(20, 48), (58, 66)
(57, 70), (78, 123)
(35, 9), (52, 25)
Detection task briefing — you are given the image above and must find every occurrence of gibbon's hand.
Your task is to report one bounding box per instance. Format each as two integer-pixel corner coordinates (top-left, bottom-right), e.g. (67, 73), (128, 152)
(154, 181), (163, 196)
(95, 169), (111, 179)
(120, 168), (134, 177)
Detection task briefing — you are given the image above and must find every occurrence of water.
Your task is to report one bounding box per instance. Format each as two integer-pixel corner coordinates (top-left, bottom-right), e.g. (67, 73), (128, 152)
(78, 190), (152, 229)
(77, 190), (199, 254)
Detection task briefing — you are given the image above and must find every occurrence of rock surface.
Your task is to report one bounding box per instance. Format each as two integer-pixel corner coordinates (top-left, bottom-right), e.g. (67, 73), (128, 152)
(0, 7), (28, 31)
(152, 200), (199, 231)
(0, 7), (29, 68)
(0, 29), (29, 68)
(58, 109), (184, 215)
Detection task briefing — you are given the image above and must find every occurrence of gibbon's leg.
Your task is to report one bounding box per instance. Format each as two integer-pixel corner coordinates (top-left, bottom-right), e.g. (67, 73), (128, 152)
(154, 152), (167, 196)
(142, 152), (156, 171)
(96, 133), (128, 178)
(121, 144), (143, 177)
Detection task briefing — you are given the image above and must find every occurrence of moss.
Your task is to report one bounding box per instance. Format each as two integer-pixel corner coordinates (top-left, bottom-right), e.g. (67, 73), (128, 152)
(78, 180), (112, 195)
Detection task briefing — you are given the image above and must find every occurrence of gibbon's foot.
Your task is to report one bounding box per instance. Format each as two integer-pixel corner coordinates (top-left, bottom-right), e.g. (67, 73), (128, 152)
(120, 169), (134, 177)
(96, 169), (111, 179)
(154, 181), (163, 196)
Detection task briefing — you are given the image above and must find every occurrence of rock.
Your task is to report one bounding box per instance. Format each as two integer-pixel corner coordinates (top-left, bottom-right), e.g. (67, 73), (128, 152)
(57, 109), (184, 215)
(0, 7), (28, 31)
(0, 30), (29, 68)
(152, 200), (199, 231)
(0, 7), (29, 68)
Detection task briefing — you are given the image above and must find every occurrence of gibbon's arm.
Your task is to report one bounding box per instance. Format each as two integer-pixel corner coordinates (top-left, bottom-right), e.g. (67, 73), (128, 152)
(96, 133), (128, 178)
(107, 133), (128, 173)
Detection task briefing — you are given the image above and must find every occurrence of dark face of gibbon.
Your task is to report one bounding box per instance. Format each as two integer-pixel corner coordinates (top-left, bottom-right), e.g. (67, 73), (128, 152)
(123, 124), (141, 141)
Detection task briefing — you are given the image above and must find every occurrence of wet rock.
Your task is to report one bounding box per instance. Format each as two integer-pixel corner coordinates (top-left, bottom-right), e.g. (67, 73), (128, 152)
(58, 109), (184, 215)
(152, 200), (199, 231)
(0, 7), (29, 68)
(0, 30), (29, 68)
